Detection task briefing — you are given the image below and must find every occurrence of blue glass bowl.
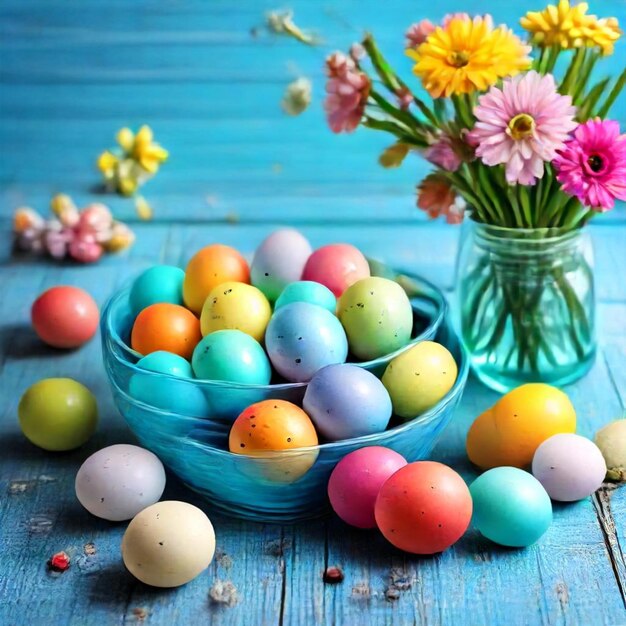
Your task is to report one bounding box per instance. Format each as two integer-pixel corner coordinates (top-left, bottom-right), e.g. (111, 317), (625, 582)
(101, 267), (467, 522)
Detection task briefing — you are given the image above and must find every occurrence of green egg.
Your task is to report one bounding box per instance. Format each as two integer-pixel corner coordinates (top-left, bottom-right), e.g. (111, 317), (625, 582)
(18, 378), (98, 451)
(338, 277), (413, 361)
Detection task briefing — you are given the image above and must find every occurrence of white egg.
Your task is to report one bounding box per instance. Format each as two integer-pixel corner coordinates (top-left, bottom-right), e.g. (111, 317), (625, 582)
(251, 228), (312, 301)
(122, 501), (216, 587)
(75, 444), (166, 521)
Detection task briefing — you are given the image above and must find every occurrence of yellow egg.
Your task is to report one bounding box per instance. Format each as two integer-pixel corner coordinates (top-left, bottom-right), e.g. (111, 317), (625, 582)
(381, 341), (458, 420)
(200, 281), (271, 343)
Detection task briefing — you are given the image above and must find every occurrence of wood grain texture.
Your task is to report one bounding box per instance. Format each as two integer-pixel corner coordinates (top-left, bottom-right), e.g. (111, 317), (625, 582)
(1, 0), (626, 624)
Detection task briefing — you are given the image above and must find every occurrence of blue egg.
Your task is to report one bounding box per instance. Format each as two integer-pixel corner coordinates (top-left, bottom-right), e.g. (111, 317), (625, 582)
(265, 302), (348, 383)
(192, 330), (272, 385)
(274, 281), (337, 314)
(129, 351), (209, 417)
(129, 265), (185, 315)
(303, 364), (392, 441)
(470, 467), (553, 547)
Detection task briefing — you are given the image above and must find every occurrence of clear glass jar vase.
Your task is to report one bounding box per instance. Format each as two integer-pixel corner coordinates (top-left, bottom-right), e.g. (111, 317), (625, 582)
(455, 222), (596, 392)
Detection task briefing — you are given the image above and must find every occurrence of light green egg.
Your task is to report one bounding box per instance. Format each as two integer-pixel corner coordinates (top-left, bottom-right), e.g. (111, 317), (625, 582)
(382, 341), (457, 420)
(338, 277), (413, 361)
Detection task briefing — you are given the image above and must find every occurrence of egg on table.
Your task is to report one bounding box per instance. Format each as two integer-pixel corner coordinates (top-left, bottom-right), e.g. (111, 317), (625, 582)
(75, 444), (166, 521)
(250, 228), (313, 301)
(595, 419), (626, 481)
(382, 341), (457, 419)
(129, 265), (185, 315)
(122, 501), (216, 588)
(303, 364), (392, 441)
(338, 277), (413, 361)
(129, 351), (209, 416)
(183, 244), (250, 314)
(200, 281), (271, 343)
(274, 281), (337, 314)
(265, 302), (348, 382)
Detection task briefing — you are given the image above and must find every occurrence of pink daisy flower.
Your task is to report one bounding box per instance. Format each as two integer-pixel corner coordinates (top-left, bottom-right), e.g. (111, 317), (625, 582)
(324, 52), (371, 134)
(405, 20), (435, 48)
(468, 71), (577, 185)
(553, 119), (626, 212)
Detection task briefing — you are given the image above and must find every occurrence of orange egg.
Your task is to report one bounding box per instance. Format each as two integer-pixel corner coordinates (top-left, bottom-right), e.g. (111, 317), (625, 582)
(466, 409), (511, 470)
(183, 245), (250, 314)
(131, 303), (201, 359)
(229, 400), (318, 453)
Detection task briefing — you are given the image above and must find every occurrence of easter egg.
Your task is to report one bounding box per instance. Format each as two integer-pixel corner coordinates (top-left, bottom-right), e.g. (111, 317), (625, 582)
(75, 444), (166, 521)
(338, 277), (413, 361)
(251, 228), (313, 301)
(375, 461), (472, 554)
(382, 341), (457, 419)
(122, 501), (216, 588)
(183, 244), (250, 314)
(200, 281), (271, 342)
(129, 265), (185, 315)
(470, 467), (552, 547)
(303, 364), (392, 441)
(302, 243), (370, 297)
(18, 378), (98, 451)
(595, 420), (626, 481)
(275, 281), (337, 314)
(129, 351), (208, 416)
(31, 285), (99, 349)
(131, 303), (201, 359)
(265, 302), (348, 382)
(328, 447), (407, 528)
(192, 329), (271, 384)
(532, 434), (606, 501)
(467, 383), (577, 470)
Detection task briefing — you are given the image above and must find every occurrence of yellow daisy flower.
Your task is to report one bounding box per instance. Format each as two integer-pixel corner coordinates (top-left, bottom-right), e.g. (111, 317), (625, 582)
(583, 17), (621, 55)
(97, 151), (118, 177)
(131, 125), (169, 173)
(408, 15), (531, 98)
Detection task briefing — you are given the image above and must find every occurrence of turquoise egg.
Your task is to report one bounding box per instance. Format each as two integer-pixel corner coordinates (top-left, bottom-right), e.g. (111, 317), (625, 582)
(470, 467), (553, 547)
(129, 351), (209, 417)
(192, 330), (272, 385)
(274, 281), (337, 314)
(129, 265), (185, 315)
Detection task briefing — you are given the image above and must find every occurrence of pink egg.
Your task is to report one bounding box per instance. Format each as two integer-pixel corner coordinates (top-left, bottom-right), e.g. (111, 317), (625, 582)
(31, 286), (99, 349)
(302, 243), (370, 297)
(328, 446), (407, 528)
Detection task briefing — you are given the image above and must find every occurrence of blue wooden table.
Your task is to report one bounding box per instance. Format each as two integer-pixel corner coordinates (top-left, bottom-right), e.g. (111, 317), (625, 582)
(1, 1), (626, 624)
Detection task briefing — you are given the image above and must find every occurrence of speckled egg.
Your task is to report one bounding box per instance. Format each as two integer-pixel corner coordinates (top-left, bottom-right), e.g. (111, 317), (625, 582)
(129, 265), (185, 315)
(302, 243), (370, 297)
(251, 229), (313, 301)
(328, 447), (407, 528)
(122, 501), (216, 587)
(192, 330), (271, 384)
(75, 444), (166, 521)
(595, 420), (626, 481)
(274, 281), (337, 314)
(338, 277), (413, 361)
(382, 341), (457, 419)
(304, 364), (392, 441)
(200, 281), (271, 342)
(532, 434), (606, 501)
(129, 351), (208, 416)
(265, 302), (348, 382)
(470, 467), (552, 547)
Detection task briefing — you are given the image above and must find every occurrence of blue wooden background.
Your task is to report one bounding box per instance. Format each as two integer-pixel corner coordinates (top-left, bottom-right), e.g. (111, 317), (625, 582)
(1, 1), (625, 624)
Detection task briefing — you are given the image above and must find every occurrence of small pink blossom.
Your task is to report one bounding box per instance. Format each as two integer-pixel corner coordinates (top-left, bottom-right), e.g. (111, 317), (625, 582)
(44, 222), (74, 259)
(442, 13), (472, 27)
(349, 42), (366, 62)
(425, 136), (462, 172)
(78, 203), (113, 242)
(396, 87), (413, 111)
(405, 20), (435, 48)
(69, 230), (104, 263)
(554, 118), (626, 212)
(324, 52), (370, 134)
(417, 174), (464, 224)
(468, 71), (577, 185)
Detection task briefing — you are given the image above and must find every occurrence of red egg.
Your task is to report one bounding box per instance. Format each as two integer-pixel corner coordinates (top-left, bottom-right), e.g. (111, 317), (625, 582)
(31, 286), (99, 349)
(374, 461), (472, 554)
(302, 243), (370, 297)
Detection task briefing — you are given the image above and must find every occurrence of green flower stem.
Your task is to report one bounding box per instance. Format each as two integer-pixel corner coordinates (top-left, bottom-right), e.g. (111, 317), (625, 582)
(368, 89), (427, 136)
(573, 52), (599, 104)
(545, 44), (561, 74)
(362, 116), (426, 147)
(451, 94), (473, 129)
(560, 47), (586, 95)
(578, 77), (611, 120)
(597, 67), (626, 118)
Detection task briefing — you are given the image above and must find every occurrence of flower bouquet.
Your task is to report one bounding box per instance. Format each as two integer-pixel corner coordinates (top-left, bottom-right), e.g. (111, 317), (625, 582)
(324, 1), (625, 390)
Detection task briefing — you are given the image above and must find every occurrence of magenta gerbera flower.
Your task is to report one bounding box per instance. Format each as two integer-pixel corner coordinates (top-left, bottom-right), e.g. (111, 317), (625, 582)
(468, 71), (577, 185)
(553, 119), (626, 212)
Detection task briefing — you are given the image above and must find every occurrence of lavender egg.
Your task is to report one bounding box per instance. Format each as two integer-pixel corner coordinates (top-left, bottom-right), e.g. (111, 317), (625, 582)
(75, 444), (166, 521)
(304, 364), (392, 441)
(532, 433), (606, 502)
(251, 228), (313, 301)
